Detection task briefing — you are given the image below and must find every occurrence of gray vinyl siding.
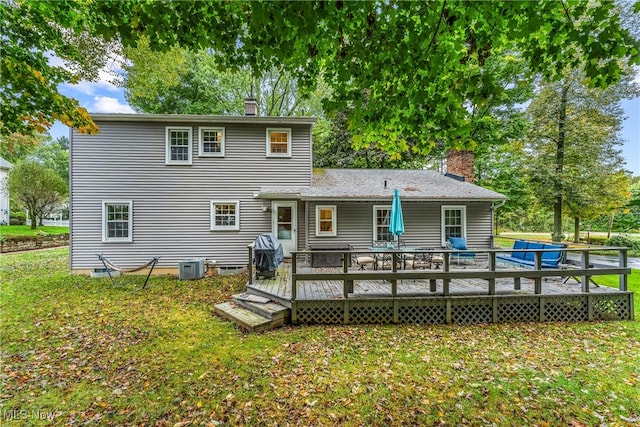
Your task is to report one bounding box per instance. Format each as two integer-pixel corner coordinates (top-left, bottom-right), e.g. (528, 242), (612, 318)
(70, 120), (312, 270)
(305, 201), (493, 251)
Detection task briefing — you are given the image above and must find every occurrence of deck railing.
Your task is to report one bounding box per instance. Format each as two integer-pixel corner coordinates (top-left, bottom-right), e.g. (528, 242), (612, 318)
(275, 247), (630, 301)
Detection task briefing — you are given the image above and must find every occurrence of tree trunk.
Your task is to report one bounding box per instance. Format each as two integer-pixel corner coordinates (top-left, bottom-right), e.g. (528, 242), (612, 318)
(29, 211), (37, 230)
(607, 212), (615, 239)
(552, 79), (569, 243)
(573, 216), (580, 243)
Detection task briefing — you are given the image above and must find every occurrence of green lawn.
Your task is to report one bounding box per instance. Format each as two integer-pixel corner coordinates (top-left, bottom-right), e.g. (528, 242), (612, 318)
(0, 224), (69, 237)
(1, 248), (638, 426)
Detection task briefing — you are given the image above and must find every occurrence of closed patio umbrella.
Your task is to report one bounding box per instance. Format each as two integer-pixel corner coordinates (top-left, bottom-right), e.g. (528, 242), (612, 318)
(389, 188), (405, 241)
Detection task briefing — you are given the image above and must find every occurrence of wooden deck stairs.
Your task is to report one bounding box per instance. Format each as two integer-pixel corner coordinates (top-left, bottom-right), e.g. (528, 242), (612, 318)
(214, 292), (290, 333)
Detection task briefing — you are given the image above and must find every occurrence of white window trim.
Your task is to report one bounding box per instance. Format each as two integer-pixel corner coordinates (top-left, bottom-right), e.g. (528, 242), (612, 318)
(198, 126), (225, 157)
(441, 205), (467, 245)
(210, 200), (240, 231)
(315, 205), (337, 237)
(102, 200), (133, 243)
(266, 128), (292, 157)
(373, 205), (392, 241)
(165, 126), (193, 165)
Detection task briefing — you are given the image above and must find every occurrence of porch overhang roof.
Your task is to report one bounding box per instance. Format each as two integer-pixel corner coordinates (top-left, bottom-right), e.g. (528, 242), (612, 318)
(257, 169), (507, 202)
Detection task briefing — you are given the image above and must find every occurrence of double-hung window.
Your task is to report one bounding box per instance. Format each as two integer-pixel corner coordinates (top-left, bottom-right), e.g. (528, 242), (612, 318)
(210, 201), (240, 231)
(199, 127), (225, 157)
(102, 201), (133, 242)
(373, 205), (392, 242)
(166, 127), (192, 165)
(441, 205), (467, 244)
(266, 128), (291, 157)
(316, 205), (337, 237)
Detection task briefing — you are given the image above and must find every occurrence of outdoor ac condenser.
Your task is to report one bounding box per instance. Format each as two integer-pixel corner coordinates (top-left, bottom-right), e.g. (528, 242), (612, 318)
(179, 258), (205, 280)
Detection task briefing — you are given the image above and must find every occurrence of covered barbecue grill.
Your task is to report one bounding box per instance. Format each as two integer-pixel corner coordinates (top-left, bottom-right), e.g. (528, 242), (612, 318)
(253, 233), (284, 278)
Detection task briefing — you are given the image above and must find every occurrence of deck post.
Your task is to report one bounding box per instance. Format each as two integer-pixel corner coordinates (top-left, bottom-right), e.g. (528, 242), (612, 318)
(488, 252), (496, 295)
(581, 250), (590, 293)
(587, 294), (593, 321)
(391, 252), (398, 297)
(344, 252), (353, 296)
(619, 249), (628, 291)
(514, 277), (521, 291)
(534, 252), (542, 294)
(344, 300), (350, 324)
(247, 244), (254, 285)
(291, 252), (297, 302)
(443, 252), (450, 296)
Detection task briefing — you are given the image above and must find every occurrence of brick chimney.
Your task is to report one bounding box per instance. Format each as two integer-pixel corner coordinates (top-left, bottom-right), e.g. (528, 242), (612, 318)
(445, 149), (475, 183)
(244, 98), (258, 116)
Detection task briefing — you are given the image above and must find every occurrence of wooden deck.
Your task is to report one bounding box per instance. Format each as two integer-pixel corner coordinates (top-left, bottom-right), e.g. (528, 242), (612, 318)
(249, 264), (625, 301)
(244, 247), (633, 325)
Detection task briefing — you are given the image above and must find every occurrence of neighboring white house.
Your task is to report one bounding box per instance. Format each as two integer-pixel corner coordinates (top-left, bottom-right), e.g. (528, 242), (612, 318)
(0, 157), (13, 225)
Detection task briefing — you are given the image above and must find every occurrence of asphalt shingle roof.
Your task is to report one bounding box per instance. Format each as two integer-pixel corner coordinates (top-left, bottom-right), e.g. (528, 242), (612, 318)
(259, 169), (507, 201)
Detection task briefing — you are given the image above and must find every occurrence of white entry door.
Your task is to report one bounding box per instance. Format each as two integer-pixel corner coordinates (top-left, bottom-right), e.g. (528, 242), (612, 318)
(272, 201), (297, 257)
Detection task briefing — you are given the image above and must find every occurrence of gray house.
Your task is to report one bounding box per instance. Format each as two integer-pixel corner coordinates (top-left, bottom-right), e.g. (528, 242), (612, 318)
(69, 108), (506, 275)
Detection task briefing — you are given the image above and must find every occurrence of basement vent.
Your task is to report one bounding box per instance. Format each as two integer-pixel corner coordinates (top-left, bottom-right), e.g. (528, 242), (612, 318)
(179, 258), (205, 280)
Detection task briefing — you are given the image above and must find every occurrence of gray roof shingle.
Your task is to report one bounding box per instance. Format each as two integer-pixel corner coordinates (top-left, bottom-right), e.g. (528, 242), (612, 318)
(259, 169), (506, 201)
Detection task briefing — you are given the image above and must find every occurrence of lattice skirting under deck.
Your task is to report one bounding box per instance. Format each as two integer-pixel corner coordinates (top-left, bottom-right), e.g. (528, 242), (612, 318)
(291, 293), (633, 325)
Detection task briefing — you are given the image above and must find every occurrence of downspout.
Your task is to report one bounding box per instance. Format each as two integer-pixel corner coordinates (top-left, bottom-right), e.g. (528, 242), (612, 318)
(490, 200), (506, 248)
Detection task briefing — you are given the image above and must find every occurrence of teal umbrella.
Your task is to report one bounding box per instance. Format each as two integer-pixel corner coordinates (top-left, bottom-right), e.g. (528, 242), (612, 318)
(389, 189), (405, 238)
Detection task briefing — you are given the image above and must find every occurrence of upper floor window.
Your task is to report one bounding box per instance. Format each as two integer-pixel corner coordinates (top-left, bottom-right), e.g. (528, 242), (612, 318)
(199, 127), (225, 157)
(316, 205), (337, 237)
(373, 205), (392, 242)
(266, 128), (291, 157)
(211, 201), (240, 231)
(441, 205), (467, 244)
(102, 200), (133, 243)
(166, 127), (192, 165)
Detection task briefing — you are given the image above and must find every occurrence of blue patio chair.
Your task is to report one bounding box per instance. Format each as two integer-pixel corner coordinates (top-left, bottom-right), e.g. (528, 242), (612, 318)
(448, 237), (476, 265)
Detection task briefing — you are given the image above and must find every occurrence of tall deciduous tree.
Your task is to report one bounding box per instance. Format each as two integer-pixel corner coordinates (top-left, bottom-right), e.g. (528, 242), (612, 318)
(0, 133), (46, 163)
(525, 71), (639, 242)
(29, 136), (70, 183)
(0, 0), (117, 136)
(3, 1), (638, 149)
(6, 160), (67, 229)
(96, 0), (639, 155)
(121, 37), (326, 117)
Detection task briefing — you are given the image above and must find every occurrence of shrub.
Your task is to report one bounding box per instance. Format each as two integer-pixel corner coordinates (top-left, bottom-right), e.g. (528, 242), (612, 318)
(583, 236), (608, 245)
(606, 235), (640, 251)
(10, 211), (26, 224)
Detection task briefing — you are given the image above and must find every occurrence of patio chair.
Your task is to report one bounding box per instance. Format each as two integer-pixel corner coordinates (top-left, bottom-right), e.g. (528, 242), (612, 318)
(371, 240), (394, 270)
(347, 245), (376, 270)
(448, 237), (476, 265)
(397, 239), (415, 268)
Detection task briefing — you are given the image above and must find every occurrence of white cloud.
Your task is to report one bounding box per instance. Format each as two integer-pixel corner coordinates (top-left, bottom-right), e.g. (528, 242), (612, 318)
(90, 96), (135, 114)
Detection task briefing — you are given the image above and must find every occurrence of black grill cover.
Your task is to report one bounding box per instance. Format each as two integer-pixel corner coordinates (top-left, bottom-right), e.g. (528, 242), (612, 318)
(254, 233), (284, 272)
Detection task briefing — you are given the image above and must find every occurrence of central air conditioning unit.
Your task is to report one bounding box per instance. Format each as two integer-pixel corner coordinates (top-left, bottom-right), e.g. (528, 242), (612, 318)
(179, 258), (205, 280)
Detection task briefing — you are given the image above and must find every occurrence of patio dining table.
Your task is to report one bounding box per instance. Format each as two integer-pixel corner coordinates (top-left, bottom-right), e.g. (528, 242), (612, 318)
(368, 246), (442, 270)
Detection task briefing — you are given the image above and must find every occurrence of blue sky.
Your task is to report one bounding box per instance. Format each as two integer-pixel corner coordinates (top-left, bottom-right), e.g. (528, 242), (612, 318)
(48, 72), (640, 176)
